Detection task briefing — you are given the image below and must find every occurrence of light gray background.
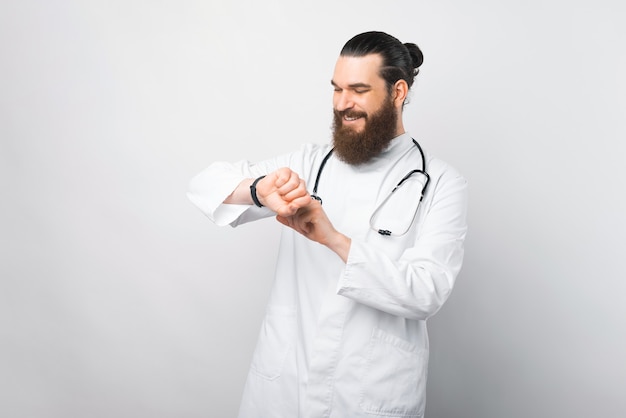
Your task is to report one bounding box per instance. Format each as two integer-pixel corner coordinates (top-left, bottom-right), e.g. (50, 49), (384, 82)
(1, 1), (625, 417)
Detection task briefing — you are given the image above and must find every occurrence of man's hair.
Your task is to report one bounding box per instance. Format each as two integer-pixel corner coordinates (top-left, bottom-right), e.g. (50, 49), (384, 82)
(340, 31), (424, 93)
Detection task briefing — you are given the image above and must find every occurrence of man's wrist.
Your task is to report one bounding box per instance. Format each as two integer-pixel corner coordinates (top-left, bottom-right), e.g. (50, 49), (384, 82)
(250, 175), (266, 207)
(327, 233), (351, 263)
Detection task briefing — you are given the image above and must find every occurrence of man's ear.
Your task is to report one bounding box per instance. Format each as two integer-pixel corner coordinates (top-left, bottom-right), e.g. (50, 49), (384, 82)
(393, 80), (409, 107)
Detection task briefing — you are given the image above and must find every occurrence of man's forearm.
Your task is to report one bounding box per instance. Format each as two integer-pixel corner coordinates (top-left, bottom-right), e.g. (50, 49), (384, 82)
(223, 178), (254, 205)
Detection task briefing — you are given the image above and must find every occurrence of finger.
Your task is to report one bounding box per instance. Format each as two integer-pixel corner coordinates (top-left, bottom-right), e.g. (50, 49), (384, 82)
(277, 172), (302, 195)
(275, 205), (299, 218)
(273, 168), (292, 188)
(277, 214), (305, 235)
(276, 214), (299, 229)
(288, 195), (314, 211)
(282, 184), (309, 202)
(308, 199), (323, 209)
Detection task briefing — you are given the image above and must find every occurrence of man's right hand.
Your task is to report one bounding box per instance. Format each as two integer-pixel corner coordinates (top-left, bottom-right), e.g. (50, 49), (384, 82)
(255, 168), (311, 217)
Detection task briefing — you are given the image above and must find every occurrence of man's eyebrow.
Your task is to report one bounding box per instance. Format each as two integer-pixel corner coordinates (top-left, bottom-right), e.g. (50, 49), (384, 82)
(330, 80), (371, 89)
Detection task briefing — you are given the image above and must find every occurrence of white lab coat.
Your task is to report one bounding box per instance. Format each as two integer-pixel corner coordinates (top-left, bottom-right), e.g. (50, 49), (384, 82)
(188, 133), (468, 418)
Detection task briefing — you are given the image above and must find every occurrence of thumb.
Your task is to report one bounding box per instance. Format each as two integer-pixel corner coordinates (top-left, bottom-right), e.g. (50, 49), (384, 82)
(276, 215), (289, 226)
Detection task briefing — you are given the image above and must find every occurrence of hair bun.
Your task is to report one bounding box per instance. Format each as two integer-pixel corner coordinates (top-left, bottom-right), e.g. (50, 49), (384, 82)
(404, 43), (424, 69)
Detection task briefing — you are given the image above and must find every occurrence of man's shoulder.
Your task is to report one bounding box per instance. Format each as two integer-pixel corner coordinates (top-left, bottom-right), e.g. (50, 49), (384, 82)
(426, 155), (467, 184)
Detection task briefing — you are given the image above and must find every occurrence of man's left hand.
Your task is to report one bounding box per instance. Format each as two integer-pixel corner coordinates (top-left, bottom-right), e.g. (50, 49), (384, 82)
(276, 200), (351, 262)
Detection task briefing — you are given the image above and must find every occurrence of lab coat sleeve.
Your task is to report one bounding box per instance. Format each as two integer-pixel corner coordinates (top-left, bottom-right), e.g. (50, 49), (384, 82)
(187, 160), (277, 227)
(337, 168), (468, 320)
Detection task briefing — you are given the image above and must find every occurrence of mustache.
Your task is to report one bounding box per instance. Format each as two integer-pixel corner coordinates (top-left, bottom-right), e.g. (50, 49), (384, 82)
(334, 109), (367, 120)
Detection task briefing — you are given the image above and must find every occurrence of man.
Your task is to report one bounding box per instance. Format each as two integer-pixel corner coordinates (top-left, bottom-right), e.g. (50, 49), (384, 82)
(188, 31), (467, 418)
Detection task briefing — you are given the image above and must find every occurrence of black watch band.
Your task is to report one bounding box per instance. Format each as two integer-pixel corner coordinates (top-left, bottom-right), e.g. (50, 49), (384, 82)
(250, 175), (266, 207)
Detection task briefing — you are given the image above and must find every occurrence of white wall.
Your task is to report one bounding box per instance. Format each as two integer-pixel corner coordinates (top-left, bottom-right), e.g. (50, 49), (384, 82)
(1, 1), (624, 417)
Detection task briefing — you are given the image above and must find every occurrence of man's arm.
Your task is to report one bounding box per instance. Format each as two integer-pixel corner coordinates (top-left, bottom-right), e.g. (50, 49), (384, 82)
(224, 167), (312, 217)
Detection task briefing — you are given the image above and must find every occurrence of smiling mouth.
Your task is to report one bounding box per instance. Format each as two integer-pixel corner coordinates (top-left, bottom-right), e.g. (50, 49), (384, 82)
(342, 112), (366, 122)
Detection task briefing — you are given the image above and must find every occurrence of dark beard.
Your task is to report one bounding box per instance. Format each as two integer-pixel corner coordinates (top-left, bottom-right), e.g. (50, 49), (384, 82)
(331, 97), (399, 166)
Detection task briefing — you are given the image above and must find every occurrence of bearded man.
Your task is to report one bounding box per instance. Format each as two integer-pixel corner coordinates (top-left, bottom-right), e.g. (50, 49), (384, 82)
(188, 31), (468, 418)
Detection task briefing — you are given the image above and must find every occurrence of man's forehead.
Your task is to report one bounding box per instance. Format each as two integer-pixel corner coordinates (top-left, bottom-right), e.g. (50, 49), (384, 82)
(332, 54), (384, 85)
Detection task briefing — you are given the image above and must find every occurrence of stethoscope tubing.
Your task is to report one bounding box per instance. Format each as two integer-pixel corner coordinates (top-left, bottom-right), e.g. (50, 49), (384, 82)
(311, 137), (429, 204)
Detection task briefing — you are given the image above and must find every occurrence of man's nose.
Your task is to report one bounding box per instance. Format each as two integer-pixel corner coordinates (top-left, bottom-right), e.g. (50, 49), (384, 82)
(334, 92), (354, 112)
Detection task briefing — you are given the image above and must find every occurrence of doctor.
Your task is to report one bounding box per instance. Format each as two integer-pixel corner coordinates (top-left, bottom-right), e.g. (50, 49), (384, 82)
(188, 31), (468, 418)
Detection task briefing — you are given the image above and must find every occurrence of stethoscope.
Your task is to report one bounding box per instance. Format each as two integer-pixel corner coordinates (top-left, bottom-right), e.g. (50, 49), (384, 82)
(310, 138), (430, 236)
